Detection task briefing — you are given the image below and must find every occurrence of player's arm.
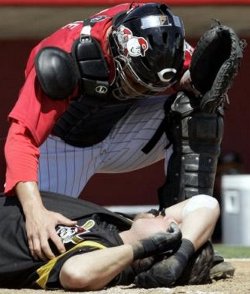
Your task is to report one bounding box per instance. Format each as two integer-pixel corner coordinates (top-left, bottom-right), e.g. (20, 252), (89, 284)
(134, 195), (220, 288)
(16, 181), (76, 260)
(60, 244), (134, 291)
(59, 225), (181, 291)
(163, 194), (220, 250)
(5, 121), (76, 261)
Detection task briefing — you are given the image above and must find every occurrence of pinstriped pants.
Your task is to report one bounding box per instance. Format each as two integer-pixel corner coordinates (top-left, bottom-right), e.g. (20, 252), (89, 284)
(38, 95), (172, 197)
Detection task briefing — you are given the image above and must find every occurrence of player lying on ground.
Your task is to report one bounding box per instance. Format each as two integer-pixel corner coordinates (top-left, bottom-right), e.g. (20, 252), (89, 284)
(0, 192), (219, 290)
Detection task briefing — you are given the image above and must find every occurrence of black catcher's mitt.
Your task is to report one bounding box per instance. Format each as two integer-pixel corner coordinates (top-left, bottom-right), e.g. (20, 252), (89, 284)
(190, 23), (246, 113)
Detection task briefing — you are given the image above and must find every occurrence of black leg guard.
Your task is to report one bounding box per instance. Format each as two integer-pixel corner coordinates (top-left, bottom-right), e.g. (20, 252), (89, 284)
(158, 91), (224, 209)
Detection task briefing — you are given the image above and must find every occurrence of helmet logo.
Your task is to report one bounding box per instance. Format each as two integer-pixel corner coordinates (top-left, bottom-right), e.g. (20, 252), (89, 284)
(116, 25), (133, 51)
(127, 37), (148, 57)
(116, 25), (148, 57)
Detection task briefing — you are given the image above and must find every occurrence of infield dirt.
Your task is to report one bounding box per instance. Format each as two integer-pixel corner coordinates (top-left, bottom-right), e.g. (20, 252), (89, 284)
(0, 259), (249, 294)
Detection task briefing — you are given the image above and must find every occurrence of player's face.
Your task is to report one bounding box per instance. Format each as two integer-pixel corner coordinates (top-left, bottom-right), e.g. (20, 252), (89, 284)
(131, 213), (177, 239)
(151, 215), (176, 231)
(120, 66), (150, 97)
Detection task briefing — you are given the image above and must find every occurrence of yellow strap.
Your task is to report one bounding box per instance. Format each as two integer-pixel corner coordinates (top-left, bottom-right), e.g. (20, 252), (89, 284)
(36, 240), (106, 288)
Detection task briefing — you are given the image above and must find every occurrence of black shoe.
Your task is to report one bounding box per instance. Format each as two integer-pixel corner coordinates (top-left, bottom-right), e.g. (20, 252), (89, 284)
(210, 251), (235, 280)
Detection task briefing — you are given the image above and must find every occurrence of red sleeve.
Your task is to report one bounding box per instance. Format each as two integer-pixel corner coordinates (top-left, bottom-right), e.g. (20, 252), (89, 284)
(4, 121), (40, 195)
(183, 40), (194, 70)
(168, 41), (193, 93)
(8, 20), (84, 145)
(8, 66), (69, 146)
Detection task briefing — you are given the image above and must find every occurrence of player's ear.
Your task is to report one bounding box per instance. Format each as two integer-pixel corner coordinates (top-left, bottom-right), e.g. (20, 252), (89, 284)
(35, 47), (80, 100)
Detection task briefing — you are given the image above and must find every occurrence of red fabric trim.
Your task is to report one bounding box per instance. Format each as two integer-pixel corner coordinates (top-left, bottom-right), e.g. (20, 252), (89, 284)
(0, 0), (250, 6)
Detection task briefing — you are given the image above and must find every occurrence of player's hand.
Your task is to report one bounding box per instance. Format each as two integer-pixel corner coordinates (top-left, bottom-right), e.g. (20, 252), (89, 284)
(179, 69), (201, 97)
(133, 223), (182, 260)
(25, 207), (77, 261)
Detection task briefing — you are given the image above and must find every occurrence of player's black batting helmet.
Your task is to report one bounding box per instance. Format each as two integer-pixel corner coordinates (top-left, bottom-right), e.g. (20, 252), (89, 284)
(110, 3), (185, 99)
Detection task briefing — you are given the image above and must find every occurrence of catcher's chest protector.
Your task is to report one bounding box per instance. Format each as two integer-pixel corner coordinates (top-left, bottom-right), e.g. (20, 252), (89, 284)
(52, 37), (134, 147)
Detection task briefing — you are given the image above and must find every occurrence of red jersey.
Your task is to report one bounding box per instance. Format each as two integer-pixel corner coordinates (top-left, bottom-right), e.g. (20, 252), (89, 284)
(4, 3), (192, 194)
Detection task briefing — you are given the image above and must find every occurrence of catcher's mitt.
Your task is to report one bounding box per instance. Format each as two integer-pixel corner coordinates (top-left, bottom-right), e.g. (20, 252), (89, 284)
(190, 23), (246, 113)
(176, 240), (214, 285)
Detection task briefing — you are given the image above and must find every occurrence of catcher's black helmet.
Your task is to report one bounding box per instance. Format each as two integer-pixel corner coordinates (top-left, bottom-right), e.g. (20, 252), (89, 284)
(110, 3), (185, 98)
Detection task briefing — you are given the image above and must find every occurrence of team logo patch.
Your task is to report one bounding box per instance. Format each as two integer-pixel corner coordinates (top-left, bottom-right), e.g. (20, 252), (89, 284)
(56, 219), (95, 244)
(116, 25), (148, 57)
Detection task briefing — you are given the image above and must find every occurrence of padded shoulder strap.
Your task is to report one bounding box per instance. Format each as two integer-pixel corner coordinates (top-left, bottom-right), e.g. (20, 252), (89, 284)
(72, 36), (110, 97)
(35, 47), (80, 100)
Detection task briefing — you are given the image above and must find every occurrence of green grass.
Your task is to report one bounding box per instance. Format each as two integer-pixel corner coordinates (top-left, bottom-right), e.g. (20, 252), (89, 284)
(214, 244), (250, 258)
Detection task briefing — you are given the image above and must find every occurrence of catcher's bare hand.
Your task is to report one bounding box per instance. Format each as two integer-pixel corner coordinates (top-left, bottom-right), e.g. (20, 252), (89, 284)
(25, 207), (77, 260)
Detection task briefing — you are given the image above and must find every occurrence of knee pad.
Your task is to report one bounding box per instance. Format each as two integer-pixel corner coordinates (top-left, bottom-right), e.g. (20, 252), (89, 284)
(158, 92), (224, 209)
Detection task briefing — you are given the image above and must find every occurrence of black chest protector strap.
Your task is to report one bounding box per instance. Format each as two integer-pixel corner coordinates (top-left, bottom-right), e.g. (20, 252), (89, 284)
(158, 91), (224, 209)
(52, 95), (133, 147)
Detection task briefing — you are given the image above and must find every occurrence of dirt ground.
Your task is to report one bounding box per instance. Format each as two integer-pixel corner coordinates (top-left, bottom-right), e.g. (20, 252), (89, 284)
(1, 259), (249, 294)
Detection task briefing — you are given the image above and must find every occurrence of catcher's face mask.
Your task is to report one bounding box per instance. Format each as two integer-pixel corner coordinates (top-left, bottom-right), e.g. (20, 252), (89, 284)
(109, 3), (185, 100)
(112, 54), (178, 99)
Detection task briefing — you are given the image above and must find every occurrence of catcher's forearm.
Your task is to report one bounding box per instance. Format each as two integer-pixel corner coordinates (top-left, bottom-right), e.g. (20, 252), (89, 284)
(16, 181), (44, 215)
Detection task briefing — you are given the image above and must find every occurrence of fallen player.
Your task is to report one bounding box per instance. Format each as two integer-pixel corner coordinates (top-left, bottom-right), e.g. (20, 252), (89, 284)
(0, 192), (220, 290)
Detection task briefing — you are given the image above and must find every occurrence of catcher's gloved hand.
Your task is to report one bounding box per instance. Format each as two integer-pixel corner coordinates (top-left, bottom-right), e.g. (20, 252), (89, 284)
(134, 239), (195, 288)
(133, 222), (182, 260)
(190, 22), (246, 113)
